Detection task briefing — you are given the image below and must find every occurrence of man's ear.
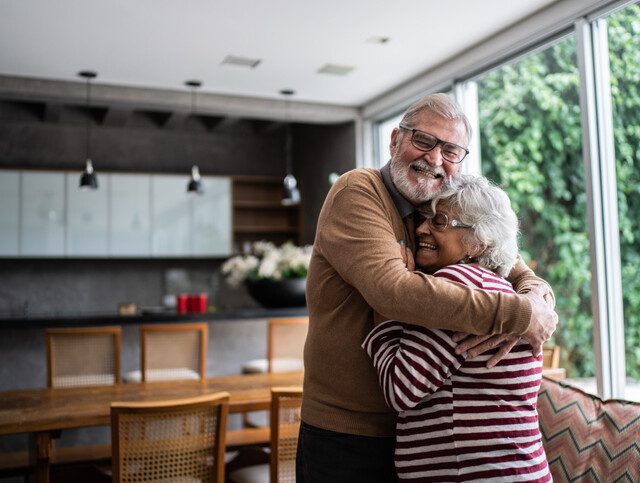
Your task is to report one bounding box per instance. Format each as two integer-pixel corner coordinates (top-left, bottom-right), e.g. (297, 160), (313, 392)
(390, 127), (400, 156)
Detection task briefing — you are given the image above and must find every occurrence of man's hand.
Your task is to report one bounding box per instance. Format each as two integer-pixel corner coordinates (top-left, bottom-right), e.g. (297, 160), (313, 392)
(521, 287), (558, 356)
(452, 333), (520, 368)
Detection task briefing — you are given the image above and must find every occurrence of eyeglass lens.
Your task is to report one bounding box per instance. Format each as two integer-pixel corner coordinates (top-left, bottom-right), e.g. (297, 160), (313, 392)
(412, 131), (466, 163)
(428, 212), (450, 231)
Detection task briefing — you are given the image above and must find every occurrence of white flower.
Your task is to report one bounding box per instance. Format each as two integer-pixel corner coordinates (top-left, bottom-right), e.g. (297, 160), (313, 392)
(221, 240), (312, 286)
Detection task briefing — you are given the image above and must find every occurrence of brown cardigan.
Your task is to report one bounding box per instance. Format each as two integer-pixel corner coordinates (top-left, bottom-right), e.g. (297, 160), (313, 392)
(301, 168), (554, 437)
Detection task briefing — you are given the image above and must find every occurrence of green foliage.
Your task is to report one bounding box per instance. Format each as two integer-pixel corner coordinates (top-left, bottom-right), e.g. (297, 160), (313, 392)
(477, 4), (640, 380)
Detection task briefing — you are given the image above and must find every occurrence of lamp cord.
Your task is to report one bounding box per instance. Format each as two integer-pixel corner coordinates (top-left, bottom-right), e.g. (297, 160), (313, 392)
(85, 77), (91, 161)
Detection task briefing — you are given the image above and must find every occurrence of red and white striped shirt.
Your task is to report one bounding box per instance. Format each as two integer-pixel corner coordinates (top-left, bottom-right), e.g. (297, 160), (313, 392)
(363, 264), (551, 482)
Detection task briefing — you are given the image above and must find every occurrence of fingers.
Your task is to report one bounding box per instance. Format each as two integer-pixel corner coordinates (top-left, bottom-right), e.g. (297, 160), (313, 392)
(485, 336), (519, 368)
(454, 334), (492, 355)
(451, 332), (469, 343)
(406, 247), (415, 272)
(400, 240), (407, 266)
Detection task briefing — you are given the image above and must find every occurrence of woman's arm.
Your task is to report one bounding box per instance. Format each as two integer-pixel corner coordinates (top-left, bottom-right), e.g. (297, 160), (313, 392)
(362, 321), (466, 411)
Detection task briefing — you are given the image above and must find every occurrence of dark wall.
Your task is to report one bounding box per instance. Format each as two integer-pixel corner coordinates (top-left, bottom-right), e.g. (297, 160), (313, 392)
(0, 101), (357, 315)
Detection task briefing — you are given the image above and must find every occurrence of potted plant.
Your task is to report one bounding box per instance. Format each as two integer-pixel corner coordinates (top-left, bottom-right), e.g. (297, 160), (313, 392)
(221, 241), (312, 308)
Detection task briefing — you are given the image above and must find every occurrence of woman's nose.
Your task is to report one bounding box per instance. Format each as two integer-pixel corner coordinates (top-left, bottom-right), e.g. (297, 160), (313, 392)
(415, 220), (431, 235)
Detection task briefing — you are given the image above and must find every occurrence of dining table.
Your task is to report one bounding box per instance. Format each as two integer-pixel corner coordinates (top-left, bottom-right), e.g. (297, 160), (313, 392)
(0, 371), (304, 483)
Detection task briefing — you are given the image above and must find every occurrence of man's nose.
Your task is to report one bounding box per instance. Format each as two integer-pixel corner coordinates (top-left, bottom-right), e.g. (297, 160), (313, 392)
(423, 145), (444, 167)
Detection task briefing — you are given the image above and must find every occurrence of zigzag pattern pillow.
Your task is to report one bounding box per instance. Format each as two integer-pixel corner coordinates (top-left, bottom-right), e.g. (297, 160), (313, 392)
(537, 376), (640, 482)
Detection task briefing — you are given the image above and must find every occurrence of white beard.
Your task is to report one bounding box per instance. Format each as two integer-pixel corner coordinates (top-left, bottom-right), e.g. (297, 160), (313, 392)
(390, 158), (449, 204)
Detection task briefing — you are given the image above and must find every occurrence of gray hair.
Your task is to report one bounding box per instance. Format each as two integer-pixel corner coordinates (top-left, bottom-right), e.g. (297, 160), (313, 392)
(426, 174), (519, 277)
(400, 93), (472, 146)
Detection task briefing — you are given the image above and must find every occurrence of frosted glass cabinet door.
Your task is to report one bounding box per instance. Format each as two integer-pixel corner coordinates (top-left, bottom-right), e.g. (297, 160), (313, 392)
(151, 175), (191, 256)
(66, 173), (109, 256)
(192, 176), (231, 256)
(20, 171), (66, 255)
(0, 170), (20, 255)
(109, 174), (151, 256)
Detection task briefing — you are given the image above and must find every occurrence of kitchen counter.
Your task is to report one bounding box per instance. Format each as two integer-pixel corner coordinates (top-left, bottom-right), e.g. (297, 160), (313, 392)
(0, 306), (308, 329)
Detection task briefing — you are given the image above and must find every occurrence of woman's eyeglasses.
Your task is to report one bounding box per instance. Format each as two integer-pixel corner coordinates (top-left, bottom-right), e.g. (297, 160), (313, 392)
(418, 212), (472, 232)
(399, 124), (469, 164)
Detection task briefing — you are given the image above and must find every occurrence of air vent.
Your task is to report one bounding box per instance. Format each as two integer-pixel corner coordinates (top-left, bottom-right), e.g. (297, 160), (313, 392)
(317, 64), (356, 76)
(221, 55), (262, 69)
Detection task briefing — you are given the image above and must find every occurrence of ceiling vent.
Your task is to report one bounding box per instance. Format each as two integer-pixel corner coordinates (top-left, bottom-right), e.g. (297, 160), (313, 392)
(317, 63), (355, 76)
(221, 55), (262, 69)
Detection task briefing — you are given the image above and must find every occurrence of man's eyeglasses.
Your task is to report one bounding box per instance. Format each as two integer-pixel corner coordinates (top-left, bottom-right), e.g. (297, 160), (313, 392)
(399, 124), (469, 164)
(418, 212), (472, 232)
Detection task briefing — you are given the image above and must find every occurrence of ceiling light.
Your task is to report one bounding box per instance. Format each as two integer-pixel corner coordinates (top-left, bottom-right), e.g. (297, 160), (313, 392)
(317, 64), (356, 76)
(279, 89), (300, 207)
(185, 80), (204, 194)
(78, 70), (98, 190)
(366, 36), (391, 44)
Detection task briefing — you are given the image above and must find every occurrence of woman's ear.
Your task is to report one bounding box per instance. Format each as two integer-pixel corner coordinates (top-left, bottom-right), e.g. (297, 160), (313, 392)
(470, 243), (486, 258)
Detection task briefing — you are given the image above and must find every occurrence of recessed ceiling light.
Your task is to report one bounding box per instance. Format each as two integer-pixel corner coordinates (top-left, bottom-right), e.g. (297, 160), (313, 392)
(221, 55), (262, 69)
(366, 36), (390, 44)
(317, 64), (356, 76)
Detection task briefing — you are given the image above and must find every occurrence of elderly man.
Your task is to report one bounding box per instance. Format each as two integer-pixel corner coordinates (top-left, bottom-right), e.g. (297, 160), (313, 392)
(296, 93), (557, 482)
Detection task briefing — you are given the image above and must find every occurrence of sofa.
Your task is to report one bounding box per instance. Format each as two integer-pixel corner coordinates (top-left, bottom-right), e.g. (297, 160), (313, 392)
(537, 375), (640, 481)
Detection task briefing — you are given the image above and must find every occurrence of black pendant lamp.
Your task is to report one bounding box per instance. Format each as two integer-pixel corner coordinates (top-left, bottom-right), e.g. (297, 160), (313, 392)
(280, 89), (300, 206)
(185, 80), (204, 194)
(78, 71), (98, 190)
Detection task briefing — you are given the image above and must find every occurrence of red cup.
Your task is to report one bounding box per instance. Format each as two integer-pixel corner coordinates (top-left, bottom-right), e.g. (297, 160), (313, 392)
(193, 293), (207, 313)
(176, 294), (188, 314)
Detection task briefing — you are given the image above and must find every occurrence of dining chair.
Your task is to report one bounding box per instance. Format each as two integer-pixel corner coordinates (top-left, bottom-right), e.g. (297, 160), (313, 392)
(241, 317), (307, 427)
(227, 387), (303, 483)
(111, 392), (229, 483)
(242, 317), (308, 375)
(542, 345), (561, 370)
(45, 326), (121, 478)
(47, 326), (121, 387)
(124, 322), (208, 382)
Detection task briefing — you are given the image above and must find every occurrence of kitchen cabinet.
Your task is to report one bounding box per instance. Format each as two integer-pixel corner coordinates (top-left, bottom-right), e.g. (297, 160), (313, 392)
(66, 173), (109, 256)
(20, 171), (66, 256)
(109, 174), (151, 256)
(0, 170), (20, 255)
(1, 169), (232, 258)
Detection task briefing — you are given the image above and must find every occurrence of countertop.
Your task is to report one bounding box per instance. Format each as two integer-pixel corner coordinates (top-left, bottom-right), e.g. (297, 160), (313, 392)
(0, 306), (308, 329)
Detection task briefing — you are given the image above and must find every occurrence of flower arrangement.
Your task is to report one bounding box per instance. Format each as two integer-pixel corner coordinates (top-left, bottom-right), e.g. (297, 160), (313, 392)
(221, 241), (313, 288)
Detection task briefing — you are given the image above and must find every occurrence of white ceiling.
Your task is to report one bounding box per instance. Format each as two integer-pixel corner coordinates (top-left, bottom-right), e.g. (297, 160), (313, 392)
(0, 0), (558, 107)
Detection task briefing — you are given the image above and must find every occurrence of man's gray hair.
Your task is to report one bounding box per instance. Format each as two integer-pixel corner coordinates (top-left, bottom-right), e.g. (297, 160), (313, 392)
(400, 93), (472, 146)
(426, 174), (519, 277)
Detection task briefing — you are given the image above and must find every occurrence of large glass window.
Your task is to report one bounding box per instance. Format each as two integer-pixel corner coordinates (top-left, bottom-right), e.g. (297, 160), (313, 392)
(607, 3), (640, 401)
(375, 113), (403, 166)
(475, 36), (595, 384)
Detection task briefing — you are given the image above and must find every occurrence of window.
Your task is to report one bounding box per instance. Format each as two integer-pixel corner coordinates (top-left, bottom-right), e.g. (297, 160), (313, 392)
(475, 35), (596, 384)
(607, 3), (640, 401)
(374, 113), (403, 166)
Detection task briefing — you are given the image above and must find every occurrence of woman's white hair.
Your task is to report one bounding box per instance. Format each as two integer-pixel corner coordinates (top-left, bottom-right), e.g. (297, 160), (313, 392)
(426, 174), (519, 277)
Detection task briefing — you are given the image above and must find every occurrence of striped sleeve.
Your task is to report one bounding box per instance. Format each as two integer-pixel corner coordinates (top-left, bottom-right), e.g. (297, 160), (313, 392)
(362, 321), (466, 411)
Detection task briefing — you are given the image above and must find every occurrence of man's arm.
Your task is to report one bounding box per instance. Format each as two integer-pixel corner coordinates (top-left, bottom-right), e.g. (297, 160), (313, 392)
(453, 259), (558, 363)
(315, 172), (532, 336)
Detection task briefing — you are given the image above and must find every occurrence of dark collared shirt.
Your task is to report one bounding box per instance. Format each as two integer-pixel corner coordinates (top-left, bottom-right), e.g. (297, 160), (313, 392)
(380, 161), (415, 219)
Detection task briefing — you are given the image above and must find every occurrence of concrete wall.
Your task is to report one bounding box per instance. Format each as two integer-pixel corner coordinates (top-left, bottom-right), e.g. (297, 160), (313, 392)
(0, 101), (357, 316)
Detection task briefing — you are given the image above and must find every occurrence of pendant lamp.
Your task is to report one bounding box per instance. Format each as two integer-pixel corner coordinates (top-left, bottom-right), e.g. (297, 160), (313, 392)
(185, 80), (204, 194)
(78, 71), (98, 190)
(280, 89), (300, 206)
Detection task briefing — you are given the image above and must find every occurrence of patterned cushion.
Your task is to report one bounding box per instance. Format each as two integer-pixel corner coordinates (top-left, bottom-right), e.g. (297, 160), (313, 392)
(537, 376), (640, 482)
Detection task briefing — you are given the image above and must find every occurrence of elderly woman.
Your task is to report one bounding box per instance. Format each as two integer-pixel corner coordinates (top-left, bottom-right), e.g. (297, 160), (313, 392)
(363, 175), (551, 482)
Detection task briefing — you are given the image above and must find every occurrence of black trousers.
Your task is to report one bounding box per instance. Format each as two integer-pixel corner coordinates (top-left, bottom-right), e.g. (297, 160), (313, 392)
(296, 421), (399, 483)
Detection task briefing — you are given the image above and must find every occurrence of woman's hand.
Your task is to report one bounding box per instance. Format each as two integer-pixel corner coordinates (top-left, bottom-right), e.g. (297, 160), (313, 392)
(400, 240), (415, 271)
(452, 333), (520, 368)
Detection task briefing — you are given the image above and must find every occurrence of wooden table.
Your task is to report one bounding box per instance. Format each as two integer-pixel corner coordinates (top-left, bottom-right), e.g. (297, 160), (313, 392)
(0, 371), (304, 482)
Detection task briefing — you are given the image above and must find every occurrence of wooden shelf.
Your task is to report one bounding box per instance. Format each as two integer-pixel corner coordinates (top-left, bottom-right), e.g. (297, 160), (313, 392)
(231, 176), (302, 248)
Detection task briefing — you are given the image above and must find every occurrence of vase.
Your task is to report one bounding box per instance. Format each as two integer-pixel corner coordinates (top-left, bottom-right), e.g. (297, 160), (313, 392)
(245, 278), (307, 308)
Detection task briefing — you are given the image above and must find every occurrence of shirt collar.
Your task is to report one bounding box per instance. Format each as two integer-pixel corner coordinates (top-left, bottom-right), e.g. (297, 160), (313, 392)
(380, 161), (415, 219)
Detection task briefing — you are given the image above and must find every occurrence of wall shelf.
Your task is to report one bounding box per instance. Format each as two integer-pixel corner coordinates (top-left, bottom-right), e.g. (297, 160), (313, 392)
(231, 176), (303, 249)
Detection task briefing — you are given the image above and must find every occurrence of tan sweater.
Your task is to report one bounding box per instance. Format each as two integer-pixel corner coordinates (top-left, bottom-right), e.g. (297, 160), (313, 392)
(301, 168), (554, 437)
